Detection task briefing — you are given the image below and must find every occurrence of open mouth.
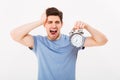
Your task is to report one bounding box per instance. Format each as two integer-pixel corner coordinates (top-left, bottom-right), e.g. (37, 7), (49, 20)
(50, 30), (57, 35)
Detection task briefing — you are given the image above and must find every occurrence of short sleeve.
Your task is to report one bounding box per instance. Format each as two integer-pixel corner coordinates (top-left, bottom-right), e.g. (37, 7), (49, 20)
(28, 35), (38, 53)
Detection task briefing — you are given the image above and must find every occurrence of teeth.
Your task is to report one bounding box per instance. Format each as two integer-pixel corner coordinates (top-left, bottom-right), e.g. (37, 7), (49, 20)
(50, 30), (57, 32)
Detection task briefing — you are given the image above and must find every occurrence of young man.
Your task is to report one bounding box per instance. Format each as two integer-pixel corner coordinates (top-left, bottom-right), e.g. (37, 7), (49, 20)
(11, 7), (108, 80)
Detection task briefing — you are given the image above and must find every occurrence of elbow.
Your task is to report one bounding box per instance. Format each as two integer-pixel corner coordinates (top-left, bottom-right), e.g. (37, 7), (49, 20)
(98, 37), (108, 46)
(101, 39), (108, 45)
(10, 30), (16, 41)
(104, 37), (108, 44)
(10, 30), (19, 41)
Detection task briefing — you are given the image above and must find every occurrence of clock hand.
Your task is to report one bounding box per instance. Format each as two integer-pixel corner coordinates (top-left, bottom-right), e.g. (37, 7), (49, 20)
(76, 39), (78, 42)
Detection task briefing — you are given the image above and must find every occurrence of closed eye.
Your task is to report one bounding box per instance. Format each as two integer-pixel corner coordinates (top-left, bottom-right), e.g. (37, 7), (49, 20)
(55, 21), (60, 24)
(47, 21), (52, 24)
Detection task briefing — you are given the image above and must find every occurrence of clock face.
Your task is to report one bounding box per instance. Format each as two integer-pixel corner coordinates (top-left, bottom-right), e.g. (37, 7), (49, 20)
(70, 34), (83, 47)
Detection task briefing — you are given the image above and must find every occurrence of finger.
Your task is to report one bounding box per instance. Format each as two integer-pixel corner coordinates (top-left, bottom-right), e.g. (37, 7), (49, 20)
(76, 21), (81, 27)
(73, 21), (78, 30)
(74, 21), (78, 27)
(79, 21), (85, 29)
(41, 12), (47, 24)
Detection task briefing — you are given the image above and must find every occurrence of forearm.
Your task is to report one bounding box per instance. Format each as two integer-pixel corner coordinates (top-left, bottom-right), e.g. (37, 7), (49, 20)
(11, 20), (42, 40)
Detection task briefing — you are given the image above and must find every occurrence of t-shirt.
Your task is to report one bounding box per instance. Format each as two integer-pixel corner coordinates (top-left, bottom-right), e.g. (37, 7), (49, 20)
(31, 34), (85, 80)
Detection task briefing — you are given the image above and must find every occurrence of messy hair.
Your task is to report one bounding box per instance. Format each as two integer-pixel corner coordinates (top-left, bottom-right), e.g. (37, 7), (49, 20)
(46, 7), (63, 22)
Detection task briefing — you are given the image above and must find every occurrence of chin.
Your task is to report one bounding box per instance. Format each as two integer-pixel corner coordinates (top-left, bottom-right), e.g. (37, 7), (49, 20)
(48, 34), (59, 40)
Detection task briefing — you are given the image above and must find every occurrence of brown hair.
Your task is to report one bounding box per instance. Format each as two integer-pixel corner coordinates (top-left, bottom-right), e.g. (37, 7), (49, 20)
(46, 7), (63, 22)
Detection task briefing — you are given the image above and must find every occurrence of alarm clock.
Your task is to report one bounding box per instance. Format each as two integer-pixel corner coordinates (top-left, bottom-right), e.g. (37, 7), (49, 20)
(69, 29), (85, 49)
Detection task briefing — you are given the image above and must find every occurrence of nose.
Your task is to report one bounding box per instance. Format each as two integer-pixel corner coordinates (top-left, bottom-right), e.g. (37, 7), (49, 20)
(52, 23), (57, 28)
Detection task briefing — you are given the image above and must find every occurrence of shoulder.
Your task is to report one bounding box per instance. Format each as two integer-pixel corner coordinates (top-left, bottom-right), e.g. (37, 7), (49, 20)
(33, 35), (46, 41)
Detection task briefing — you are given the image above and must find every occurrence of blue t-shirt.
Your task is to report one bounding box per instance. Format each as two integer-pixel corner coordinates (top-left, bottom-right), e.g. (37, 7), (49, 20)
(31, 34), (85, 80)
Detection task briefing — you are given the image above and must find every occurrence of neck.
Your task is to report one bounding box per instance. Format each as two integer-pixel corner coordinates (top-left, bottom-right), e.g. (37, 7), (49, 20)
(47, 34), (61, 41)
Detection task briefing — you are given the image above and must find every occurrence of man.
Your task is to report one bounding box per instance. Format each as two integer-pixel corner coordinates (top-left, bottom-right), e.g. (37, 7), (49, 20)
(10, 7), (108, 80)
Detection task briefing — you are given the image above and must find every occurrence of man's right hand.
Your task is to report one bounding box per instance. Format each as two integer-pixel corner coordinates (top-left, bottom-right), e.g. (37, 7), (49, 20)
(40, 12), (47, 25)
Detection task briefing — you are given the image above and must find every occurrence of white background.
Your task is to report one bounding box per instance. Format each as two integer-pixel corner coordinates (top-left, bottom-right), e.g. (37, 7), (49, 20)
(0, 0), (120, 80)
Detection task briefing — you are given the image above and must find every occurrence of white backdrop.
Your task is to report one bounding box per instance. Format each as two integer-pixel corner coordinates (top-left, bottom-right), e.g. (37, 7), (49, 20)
(0, 0), (120, 80)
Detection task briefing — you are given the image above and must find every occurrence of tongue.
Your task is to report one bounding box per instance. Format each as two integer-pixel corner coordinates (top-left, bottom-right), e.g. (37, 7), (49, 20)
(50, 31), (57, 35)
(51, 32), (56, 34)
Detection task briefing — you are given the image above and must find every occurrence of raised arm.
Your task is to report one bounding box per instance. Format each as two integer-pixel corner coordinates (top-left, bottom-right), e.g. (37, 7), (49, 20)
(10, 13), (46, 48)
(73, 21), (108, 47)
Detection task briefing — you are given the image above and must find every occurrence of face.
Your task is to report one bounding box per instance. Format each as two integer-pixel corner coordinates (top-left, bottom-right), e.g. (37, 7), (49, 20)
(44, 16), (63, 40)
(71, 34), (83, 47)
